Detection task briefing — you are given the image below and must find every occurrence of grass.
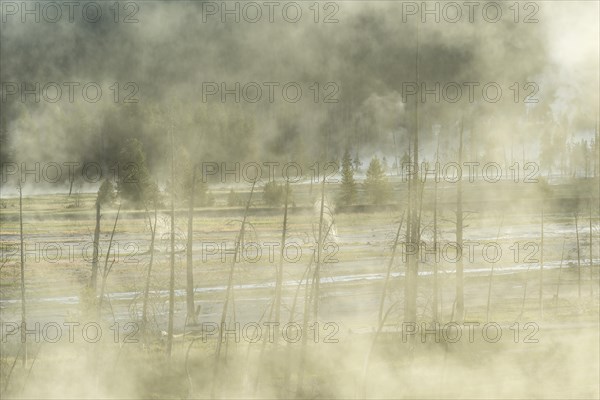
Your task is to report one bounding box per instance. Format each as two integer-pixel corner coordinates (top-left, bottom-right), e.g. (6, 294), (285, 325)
(0, 186), (598, 399)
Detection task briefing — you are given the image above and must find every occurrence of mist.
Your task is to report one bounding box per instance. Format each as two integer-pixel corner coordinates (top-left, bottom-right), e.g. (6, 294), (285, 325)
(0, 1), (599, 399)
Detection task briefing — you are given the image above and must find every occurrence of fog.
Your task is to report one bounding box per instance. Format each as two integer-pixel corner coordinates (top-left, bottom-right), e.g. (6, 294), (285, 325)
(0, 1), (599, 399)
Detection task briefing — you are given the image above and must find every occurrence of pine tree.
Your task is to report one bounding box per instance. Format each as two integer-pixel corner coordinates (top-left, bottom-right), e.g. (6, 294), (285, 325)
(338, 148), (356, 206)
(116, 138), (154, 208)
(364, 156), (391, 205)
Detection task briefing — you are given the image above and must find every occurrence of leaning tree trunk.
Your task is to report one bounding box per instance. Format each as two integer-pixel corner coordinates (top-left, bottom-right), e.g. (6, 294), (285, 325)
(90, 199), (100, 291)
(212, 181), (256, 398)
(486, 215), (504, 322)
(539, 205), (544, 318)
(404, 21), (420, 326)
(18, 185), (27, 367)
(167, 129), (176, 358)
(590, 198), (594, 297)
(186, 165), (197, 326)
(142, 202), (157, 337)
(575, 212), (582, 298)
(97, 205), (121, 316)
(432, 133), (440, 322)
(274, 180), (290, 330)
(455, 117), (465, 322)
(379, 211), (405, 325)
(313, 175), (326, 320)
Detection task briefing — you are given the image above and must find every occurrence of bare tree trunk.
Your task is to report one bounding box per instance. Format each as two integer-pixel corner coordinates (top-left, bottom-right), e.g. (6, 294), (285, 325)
(554, 239), (566, 308)
(590, 198), (594, 298)
(282, 253), (314, 397)
(18, 185), (27, 367)
(167, 129), (176, 358)
(486, 215), (504, 322)
(186, 166), (197, 326)
(274, 180), (290, 330)
(97, 205), (121, 315)
(432, 133), (440, 322)
(297, 220), (334, 397)
(90, 199), (100, 291)
(404, 20), (420, 326)
(575, 212), (582, 298)
(313, 176), (326, 320)
(455, 117), (465, 322)
(212, 181), (256, 398)
(539, 206), (544, 318)
(142, 202), (157, 336)
(379, 211), (405, 325)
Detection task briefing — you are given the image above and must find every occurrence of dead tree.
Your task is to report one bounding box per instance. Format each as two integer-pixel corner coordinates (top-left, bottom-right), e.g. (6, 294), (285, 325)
(590, 198), (594, 297)
(539, 205), (544, 317)
(432, 131), (440, 322)
(167, 128), (176, 358)
(212, 180), (256, 398)
(90, 198), (101, 291)
(404, 21), (420, 326)
(455, 117), (465, 322)
(186, 164), (197, 326)
(313, 175), (326, 320)
(378, 211), (405, 325)
(274, 180), (290, 330)
(18, 185), (27, 367)
(486, 215), (504, 322)
(97, 205), (121, 315)
(142, 200), (157, 337)
(575, 212), (582, 298)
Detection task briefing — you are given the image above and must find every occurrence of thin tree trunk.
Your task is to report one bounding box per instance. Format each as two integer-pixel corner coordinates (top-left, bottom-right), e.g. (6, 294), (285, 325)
(313, 176), (326, 320)
(90, 199), (100, 291)
(455, 117), (465, 322)
(167, 129), (176, 358)
(297, 221), (334, 397)
(575, 212), (582, 298)
(379, 211), (405, 325)
(590, 198), (594, 297)
(253, 181), (292, 395)
(486, 215), (504, 322)
(186, 166), (197, 326)
(18, 185), (27, 367)
(554, 239), (566, 308)
(404, 20), (420, 326)
(282, 253), (314, 397)
(142, 202), (157, 337)
(274, 180), (290, 330)
(212, 181), (256, 398)
(97, 205), (121, 315)
(433, 133), (440, 322)
(539, 206), (544, 317)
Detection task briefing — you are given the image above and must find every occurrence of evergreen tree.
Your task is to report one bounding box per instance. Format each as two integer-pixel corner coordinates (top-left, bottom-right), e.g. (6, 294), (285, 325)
(227, 189), (242, 207)
(338, 148), (357, 206)
(263, 181), (285, 207)
(364, 156), (391, 205)
(116, 138), (154, 208)
(97, 179), (116, 206)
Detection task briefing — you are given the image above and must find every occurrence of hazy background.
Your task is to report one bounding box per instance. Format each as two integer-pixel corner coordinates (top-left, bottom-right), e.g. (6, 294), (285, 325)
(1, 1), (598, 189)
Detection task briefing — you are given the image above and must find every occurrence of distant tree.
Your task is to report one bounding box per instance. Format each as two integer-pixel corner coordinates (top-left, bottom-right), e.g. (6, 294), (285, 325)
(539, 133), (556, 175)
(364, 156), (391, 204)
(263, 181), (287, 207)
(97, 179), (116, 206)
(338, 149), (356, 206)
(117, 138), (154, 208)
(382, 156), (389, 172)
(400, 150), (410, 175)
(167, 145), (209, 207)
(353, 153), (362, 173)
(227, 189), (243, 207)
(205, 191), (216, 207)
